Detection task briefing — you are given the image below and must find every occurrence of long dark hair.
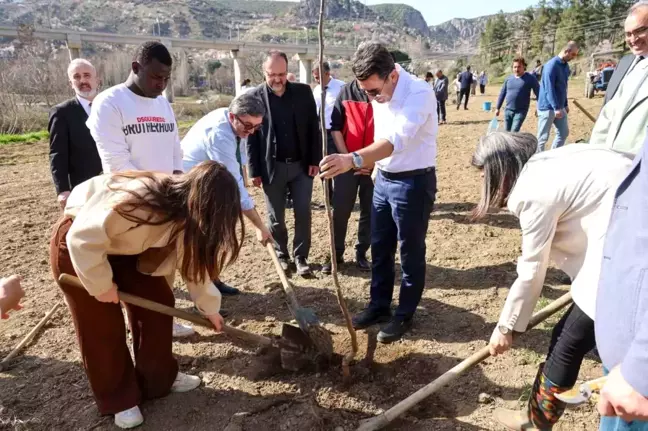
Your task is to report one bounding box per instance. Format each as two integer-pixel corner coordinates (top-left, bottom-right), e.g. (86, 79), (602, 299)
(471, 132), (538, 220)
(109, 161), (244, 283)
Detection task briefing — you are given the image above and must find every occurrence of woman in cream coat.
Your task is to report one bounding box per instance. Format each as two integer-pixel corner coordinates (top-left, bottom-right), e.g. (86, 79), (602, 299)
(471, 132), (632, 431)
(50, 161), (244, 429)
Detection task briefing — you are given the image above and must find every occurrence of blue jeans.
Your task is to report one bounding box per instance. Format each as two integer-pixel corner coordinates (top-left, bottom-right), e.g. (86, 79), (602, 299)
(537, 109), (569, 152)
(369, 169), (436, 319)
(504, 109), (528, 132)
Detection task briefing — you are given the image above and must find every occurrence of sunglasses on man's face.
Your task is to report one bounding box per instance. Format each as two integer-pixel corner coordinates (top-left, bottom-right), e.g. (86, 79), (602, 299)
(362, 77), (388, 98)
(235, 115), (262, 132)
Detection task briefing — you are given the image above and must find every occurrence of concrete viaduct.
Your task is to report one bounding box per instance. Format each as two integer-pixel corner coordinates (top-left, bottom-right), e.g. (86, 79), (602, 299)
(0, 25), (467, 102)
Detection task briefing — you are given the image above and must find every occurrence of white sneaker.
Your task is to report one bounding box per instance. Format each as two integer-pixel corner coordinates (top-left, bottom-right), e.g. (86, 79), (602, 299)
(172, 322), (195, 338)
(114, 406), (143, 429)
(170, 372), (201, 393)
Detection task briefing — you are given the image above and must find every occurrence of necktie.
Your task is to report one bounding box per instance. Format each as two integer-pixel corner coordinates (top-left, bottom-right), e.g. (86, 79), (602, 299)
(235, 136), (243, 178)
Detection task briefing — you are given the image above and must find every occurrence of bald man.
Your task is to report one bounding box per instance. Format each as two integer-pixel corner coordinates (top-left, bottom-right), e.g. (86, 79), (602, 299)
(49, 59), (103, 209)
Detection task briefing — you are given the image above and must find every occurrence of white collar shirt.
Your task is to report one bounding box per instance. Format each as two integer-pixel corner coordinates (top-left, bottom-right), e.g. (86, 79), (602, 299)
(373, 64), (438, 173)
(77, 95), (92, 116)
(313, 78), (345, 130)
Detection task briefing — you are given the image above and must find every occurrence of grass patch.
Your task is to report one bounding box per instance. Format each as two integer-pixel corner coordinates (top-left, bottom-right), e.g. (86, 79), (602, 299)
(0, 131), (49, 145)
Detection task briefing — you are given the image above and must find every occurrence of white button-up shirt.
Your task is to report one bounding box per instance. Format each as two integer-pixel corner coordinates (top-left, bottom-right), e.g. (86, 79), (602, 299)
(313, 78), (345, 130)
(373, 64), (438, 173)
(181, 108), (254, 211)
(77, 95), (92, 116)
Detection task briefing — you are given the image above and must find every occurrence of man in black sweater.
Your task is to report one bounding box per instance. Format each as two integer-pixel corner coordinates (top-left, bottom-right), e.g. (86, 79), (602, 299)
(246, 51), (322, 276)
(49, 58), (103, 209)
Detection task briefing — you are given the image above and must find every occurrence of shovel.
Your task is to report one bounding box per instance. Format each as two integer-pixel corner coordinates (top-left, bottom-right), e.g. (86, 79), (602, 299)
(265, 243), (333, 360)
(556, 376), (607, 405)
(58, 274), (316, 371)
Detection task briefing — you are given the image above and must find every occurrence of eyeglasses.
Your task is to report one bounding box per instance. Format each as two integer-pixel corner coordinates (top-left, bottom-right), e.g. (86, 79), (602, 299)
(235, 115), (262, 132)
(362, 77), (389, 98)
(625, 26), (648, 39)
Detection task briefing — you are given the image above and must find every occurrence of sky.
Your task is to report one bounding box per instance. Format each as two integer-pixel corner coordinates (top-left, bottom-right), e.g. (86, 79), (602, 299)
(363, 0), (538, 25)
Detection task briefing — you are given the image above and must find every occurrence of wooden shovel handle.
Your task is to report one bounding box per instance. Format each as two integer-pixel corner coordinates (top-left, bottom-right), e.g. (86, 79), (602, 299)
(58, 274), (273, 347)
(265, 243), (301, 311)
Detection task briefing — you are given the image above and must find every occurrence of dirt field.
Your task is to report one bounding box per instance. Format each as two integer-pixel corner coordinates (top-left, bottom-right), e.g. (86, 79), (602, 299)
(0, 82), (606, 431)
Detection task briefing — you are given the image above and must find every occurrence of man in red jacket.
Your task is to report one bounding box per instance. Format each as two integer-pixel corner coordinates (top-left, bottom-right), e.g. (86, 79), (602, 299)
(322, 79), (374, 274)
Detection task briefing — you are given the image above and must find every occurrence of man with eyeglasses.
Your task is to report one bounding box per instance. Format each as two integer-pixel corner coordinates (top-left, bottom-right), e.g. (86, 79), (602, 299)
(589, 1), (648, 156)
(246, 50), (322, 277)
(181, 93), (273, 293)
(320, 42), (437, 343)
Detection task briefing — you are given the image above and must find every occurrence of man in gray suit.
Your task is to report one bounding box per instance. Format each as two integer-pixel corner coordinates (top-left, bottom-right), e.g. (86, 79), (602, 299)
(434, 69), (449, 124)
(603, 1), (648, 106)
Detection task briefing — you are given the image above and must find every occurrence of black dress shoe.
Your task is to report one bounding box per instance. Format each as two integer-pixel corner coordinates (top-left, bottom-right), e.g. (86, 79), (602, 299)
(356, 254), (370, 272)
(214, 281), (240, 296)
(295, 257), (312, 276)
(352, 307), (392, 330)
(377, 317), (413, 343)
(322, 256), (344, 275)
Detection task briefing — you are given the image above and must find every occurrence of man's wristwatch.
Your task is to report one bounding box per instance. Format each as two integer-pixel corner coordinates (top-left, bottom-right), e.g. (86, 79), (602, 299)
(498, 325), (511, 335)
(351, 152), (363, 169)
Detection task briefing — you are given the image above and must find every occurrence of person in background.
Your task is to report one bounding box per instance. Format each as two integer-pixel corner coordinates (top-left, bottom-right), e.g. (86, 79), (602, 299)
(479, 71), (488, 95)
(246, 51), (321, 277)
(457, 66), (473, 110)
(453, 73), (461, 105)
(470, 133), (633, 431)
(320, 42), (437, 344)
(49, 59), (103, 210)
(240, 78), (253, 94)
(323, 77), (374, 275)
(495, 58), (540, 132)
(434, 69), (449, 125)
(286, 72), (297, 83)
(533, 59), (543, 81)
(0, 275), (24, 320)
(424, 71), (434, 84)
(471, 71), (479, 95)
(589, 1), (648, 155)
(50, 163), (239, 429)
(181, 94), (273, 294)
(86, 41), (194, 338)
(536, 41), (579, 152)
(313, 61), (345, 205)
(595, 135), (648, 431)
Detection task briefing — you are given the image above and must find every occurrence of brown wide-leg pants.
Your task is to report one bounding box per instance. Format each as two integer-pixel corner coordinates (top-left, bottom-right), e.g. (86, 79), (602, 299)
(50, 218), (178, 415)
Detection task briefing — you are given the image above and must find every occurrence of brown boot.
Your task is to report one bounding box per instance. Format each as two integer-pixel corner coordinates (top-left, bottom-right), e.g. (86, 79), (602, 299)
(493, 363), (569, 431)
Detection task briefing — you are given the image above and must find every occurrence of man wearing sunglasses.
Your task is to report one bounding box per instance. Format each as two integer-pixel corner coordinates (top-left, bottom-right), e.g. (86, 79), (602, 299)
(589, 1), (648, 156)
(181, 93), (273, 293)
(320, 42), (438, 343)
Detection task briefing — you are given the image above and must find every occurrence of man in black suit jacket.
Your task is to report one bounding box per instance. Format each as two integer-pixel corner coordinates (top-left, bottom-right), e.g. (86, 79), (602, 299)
(49, 59), (102, 209)
(247, 50), (321, 276)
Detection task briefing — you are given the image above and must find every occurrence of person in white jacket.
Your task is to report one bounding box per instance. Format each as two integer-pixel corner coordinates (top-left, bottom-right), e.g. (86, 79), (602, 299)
(470, 132), (632, 431)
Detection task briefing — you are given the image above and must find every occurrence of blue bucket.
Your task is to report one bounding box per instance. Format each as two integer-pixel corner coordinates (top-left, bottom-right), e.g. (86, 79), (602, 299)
(483, 101), (492, 111)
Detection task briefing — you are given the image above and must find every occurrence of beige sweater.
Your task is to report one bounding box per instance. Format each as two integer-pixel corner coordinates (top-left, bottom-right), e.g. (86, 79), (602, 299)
(63, 174), (221, 315)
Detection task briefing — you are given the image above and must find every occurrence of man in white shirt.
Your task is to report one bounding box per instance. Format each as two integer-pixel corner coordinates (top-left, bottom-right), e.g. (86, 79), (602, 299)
(320, 42), (438, 343)
(313, 61), (345, 205)
(181, 93), (272, 292)
(87, 41), (183, 175)
(87, 41), (191, 338)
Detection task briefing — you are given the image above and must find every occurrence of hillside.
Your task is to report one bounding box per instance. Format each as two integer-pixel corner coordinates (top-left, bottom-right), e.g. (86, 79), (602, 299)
(428, 13), (524, 52)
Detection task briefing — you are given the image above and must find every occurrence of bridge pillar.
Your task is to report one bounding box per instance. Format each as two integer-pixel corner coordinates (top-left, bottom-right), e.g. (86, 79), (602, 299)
(161, 39), (174, 103)
(231, 49), (242, 96)
(296, 54), (314, 85)
(66, 34), (82, 61)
